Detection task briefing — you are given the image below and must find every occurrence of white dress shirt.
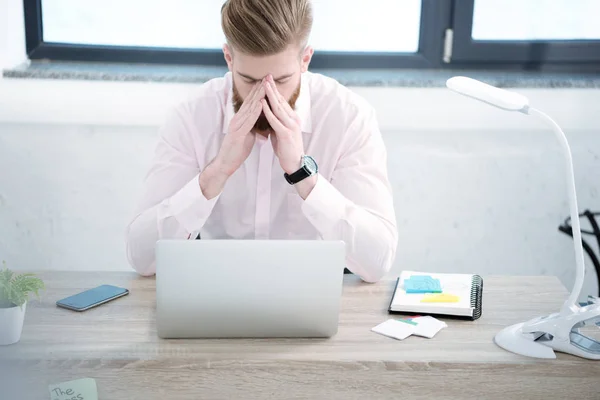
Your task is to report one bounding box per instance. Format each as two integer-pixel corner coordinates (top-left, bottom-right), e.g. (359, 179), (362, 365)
(125, 71), (398, 282)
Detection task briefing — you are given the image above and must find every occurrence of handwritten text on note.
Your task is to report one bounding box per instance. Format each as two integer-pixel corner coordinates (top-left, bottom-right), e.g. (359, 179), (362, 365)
(48, 378), (98, 400)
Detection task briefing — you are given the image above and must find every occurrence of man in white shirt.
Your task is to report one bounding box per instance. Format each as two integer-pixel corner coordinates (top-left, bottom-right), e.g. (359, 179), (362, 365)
(125, 0), (398, 282)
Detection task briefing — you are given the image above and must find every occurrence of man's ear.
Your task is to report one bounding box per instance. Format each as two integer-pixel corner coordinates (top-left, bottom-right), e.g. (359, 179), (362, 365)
(223, 44), (233, 70)
(300, 45), (314, 73)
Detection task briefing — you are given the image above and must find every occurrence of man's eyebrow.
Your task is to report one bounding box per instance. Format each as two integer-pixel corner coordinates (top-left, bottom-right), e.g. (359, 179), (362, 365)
(237, 72), (294, 81)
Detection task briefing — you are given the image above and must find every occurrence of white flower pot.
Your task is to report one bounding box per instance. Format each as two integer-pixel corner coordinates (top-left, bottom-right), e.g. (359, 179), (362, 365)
(0, 302), (26, 345)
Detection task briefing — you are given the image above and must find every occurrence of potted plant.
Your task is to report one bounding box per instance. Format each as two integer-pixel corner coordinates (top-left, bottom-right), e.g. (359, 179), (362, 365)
(0, 262), (44, 345)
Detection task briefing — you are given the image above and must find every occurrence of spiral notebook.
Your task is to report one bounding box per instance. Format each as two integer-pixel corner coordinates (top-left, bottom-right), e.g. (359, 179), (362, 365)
(388, 271), (483, 320)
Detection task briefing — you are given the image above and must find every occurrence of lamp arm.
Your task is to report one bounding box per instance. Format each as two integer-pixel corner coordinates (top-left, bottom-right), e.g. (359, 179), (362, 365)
(528, 107), (585, 315)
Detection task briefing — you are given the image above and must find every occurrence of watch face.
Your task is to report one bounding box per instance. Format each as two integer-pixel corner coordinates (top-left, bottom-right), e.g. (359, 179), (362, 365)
(304, 156), (318, 174)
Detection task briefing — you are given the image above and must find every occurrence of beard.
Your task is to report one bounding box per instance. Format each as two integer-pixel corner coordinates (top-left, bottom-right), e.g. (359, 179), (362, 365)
(232, 79), (301, 134)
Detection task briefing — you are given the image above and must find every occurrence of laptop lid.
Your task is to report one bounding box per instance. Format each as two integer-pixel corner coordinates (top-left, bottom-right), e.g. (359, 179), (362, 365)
(155, 240), (345, 338)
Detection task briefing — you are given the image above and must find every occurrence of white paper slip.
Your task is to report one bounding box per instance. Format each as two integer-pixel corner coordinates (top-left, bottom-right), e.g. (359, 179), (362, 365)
(411, 316), (448, 338)
(371, 319), (416, 340)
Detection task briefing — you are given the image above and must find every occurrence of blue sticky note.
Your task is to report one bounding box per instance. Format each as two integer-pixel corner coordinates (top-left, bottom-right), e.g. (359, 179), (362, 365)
(404, 275), (442, 293)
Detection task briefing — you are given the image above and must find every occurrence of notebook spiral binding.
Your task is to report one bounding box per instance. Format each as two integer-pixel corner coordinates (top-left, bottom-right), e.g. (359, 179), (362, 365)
(470, 275), (484, 320)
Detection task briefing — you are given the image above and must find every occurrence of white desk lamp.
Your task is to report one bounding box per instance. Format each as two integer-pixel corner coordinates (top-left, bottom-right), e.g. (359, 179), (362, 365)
(446, 76), (600, 360)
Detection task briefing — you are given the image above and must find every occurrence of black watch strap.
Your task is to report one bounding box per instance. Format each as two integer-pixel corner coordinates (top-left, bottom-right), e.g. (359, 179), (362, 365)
(284, 155), (318, 185)
(285, 167), (310, 185)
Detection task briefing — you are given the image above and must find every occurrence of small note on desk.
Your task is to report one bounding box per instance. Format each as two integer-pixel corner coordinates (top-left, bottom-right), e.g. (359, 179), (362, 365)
(371, 317), (447, 340)
(411, 316), (448, 338)
(371, 319), (415, 340)
(49, 378), (97, 400)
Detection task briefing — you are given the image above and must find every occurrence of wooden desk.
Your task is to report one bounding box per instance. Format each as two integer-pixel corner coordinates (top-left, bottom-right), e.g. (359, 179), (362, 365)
(1, 272), (599, 399)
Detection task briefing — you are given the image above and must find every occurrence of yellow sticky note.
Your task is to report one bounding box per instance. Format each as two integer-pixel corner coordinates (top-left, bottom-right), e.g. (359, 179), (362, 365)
(421, 293), (460, 303)
(49, 378), (97, 400)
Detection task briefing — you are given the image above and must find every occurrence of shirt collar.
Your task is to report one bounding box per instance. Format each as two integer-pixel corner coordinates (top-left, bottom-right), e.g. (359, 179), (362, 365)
(223, 72), (312, 134)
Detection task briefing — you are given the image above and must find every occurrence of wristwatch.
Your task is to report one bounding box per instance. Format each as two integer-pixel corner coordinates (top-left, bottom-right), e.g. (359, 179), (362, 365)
(284, 155), (318, 185)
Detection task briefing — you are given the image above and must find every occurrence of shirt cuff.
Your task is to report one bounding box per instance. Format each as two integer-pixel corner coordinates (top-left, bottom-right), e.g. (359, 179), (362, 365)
(163, 174), (220, 234)
(301, 174), (351, 233)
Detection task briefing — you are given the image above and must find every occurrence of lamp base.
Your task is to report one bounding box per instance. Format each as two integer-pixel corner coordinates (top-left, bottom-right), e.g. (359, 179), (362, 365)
(495, 303), (600, 360)
(494, 322), (557, 359)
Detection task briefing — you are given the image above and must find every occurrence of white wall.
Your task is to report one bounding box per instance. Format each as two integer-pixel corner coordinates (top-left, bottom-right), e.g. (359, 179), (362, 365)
(1, 77), (599, 131)
(1, 0), (600, 301)
(0, 77), (599, 302)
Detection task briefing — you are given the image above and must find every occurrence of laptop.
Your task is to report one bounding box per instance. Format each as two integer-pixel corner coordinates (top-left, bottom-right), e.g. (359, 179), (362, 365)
(155, 239), (346, 338)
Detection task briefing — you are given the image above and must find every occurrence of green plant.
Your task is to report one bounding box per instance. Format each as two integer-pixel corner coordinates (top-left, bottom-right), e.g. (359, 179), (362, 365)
(0, 262), (44, 308)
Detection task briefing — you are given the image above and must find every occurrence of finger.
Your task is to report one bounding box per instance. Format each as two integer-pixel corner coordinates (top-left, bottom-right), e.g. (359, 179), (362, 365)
(266, 77), (300, 126)
(270, 84), (293, 116)
(237, 100), (263, 134)
(233, 103), (262, 136)
(248, 80), (266, 106)
(266, 75), (291, 110)
(264, 79), (288, 123)
(231, 87), (261, 128)
(237, 80), (265, 118)
(250, 85), (266, 110)
(242, 95), (263, 124)
(265, 83), (296, 130)
(236, 82), (259, 115)
(231, 83), (264, 131)
(244, 82), (262, 112)
(276, 90), (300, 125)
(261, 99), (286, 133)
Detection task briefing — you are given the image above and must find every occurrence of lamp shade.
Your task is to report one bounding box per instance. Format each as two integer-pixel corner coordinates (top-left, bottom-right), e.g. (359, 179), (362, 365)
(446, 76), (529, 112)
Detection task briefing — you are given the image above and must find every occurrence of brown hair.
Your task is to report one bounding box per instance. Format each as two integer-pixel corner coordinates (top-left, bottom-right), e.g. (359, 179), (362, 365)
(221, 0), (313, 56)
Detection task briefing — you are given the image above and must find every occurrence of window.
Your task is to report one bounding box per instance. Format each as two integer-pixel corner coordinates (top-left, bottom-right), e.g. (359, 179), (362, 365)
(451, 0), (600, 66)
(24, 0), (600, 70)
(310, 1), (421, 53)
(41, 0), (422, 53)
(41, 0), (228, 49)
(472, 0), (600, 41)
(25, 0), (448, 68)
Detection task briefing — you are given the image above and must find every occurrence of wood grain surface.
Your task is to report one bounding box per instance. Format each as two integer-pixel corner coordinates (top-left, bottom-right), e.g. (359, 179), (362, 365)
(1, 271), (599, 399)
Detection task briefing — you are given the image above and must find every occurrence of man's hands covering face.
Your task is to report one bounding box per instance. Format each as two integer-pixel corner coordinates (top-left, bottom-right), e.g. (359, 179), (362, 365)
(200, 80), (264, 199)
(200, 75), (314, 201)
(261, 75), (305, 175)
(216, 80), (266, 177)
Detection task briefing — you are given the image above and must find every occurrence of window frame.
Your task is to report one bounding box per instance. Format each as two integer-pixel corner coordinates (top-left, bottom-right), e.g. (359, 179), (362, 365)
(24, 0), (451, 69)
(450, 0), (600, 66)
